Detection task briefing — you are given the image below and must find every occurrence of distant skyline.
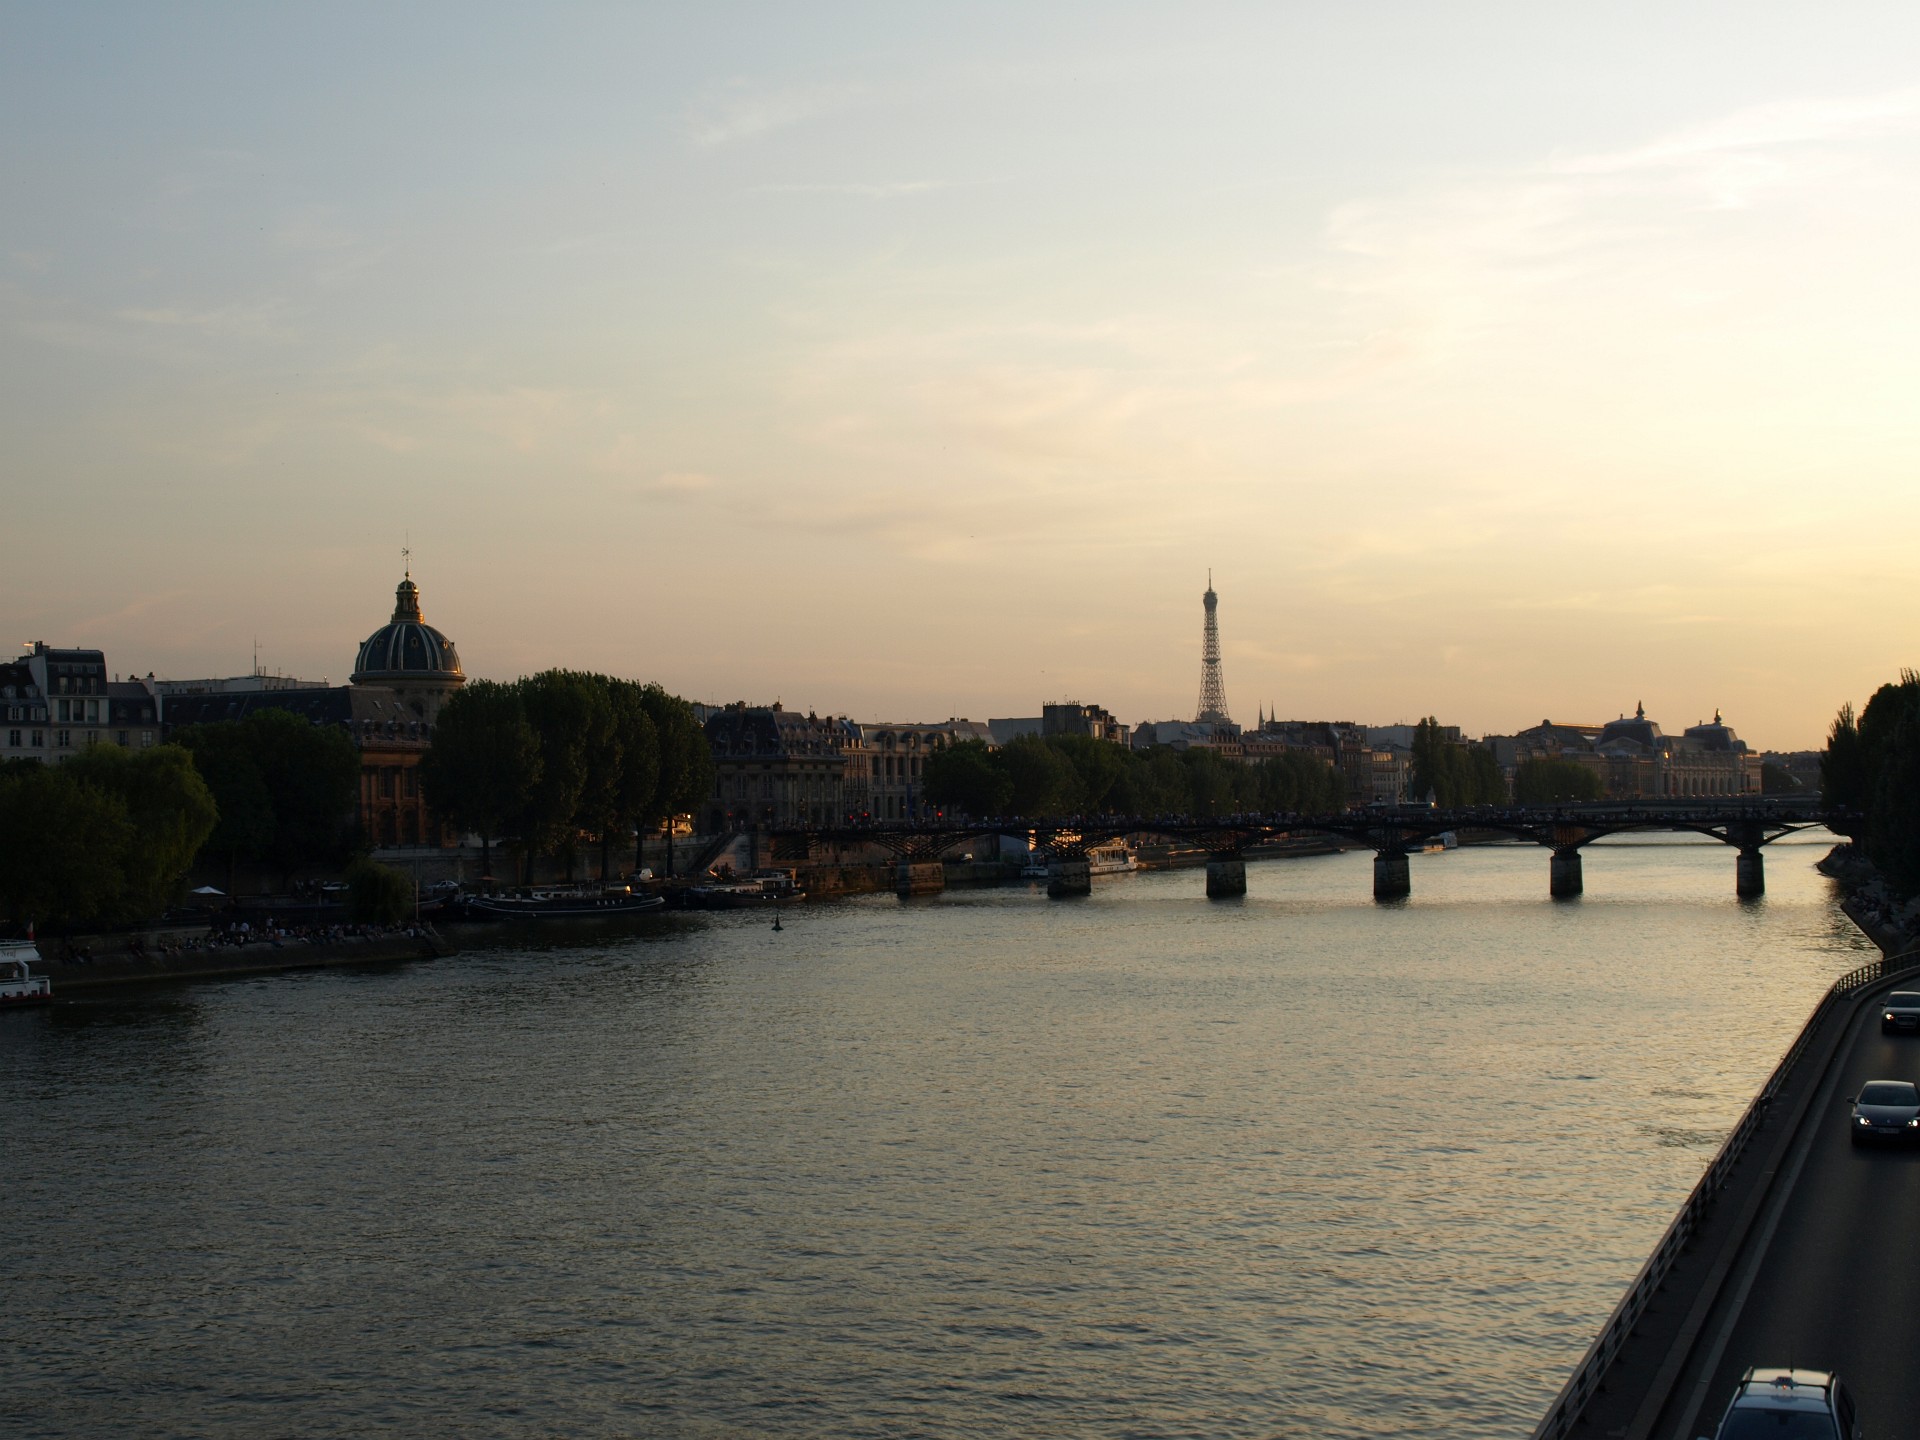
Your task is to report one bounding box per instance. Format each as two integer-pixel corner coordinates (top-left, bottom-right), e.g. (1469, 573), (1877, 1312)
(8, 4), (1920, 749)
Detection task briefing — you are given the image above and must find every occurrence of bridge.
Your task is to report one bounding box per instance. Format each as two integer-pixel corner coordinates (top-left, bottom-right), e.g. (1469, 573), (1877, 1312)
(755, 800), (1849, 901)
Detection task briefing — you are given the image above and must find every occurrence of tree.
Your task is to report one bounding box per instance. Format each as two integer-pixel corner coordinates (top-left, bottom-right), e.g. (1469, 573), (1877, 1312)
(602, 678), (660, 878)
(515, 670), (599, 880)
(178, 709), (360, 888)
(247, 708), (361, 882)
(1822, 702), (1866, 810)
(1514, 757), (1603, 804)
(638, 684), (713, 831)
(419, 678), (540, 882)
(64, 743), (217, 920)
(181, 726), (275, 891)
(0, 762), (136, 927)
(998, 736), (1081, 816)
(924, 739), (1013, 817)
(1829, 674), (1920, 894)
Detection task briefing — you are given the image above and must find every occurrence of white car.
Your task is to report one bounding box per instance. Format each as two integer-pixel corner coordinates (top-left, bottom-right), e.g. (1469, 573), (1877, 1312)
(1701, 1367), (1861, 1439)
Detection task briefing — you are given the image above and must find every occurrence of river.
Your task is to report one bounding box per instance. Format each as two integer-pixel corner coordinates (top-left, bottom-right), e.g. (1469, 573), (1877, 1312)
(0, 830), (1872, 1438)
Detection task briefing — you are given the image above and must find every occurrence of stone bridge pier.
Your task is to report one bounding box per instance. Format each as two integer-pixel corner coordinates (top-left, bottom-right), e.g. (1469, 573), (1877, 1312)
(1047, 857), (1091, 899)
(894, 861), (945, 898)
(1373, 848), (1411, 900)
(1550, 846), (1584, 898)
(1206, 851), (1247, 899)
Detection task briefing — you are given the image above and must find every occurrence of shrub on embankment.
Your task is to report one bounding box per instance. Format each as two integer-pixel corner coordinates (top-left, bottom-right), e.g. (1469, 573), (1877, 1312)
(345, 857), (416, 925)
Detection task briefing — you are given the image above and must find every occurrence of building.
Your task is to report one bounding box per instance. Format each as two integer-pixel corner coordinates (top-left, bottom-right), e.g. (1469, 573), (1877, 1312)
(2, 643), (161, 763)
(853, 718), (996, 821)
(1041, 701), (1130, 746)
(700, 702), (850, 832)
(161, 569), (469, 848)
(1504, 703), (1760, 799)
(1132, 718), (1241, 754)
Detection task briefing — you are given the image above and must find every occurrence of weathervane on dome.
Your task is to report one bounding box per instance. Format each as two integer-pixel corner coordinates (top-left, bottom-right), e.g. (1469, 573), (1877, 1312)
(402, 539), (412, 579)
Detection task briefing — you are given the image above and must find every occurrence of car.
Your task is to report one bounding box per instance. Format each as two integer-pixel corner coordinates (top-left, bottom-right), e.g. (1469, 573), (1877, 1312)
(1849, 1079), (1920, 1146)
(1880, 991), (1920, 1034)
(1700, 1367), (1861, 1439)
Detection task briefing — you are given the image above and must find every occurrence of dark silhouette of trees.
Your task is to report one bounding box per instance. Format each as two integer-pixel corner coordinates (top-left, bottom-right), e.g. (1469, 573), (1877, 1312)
(177, 709), (360, 888)
(0, 744), (216, 928)
(1827, 673), (1920, 894)
(419, 671), (710, 882)
(419, 679), (540, 882)
(921, 734), (1347, 820)
(1513, 757), (1603, 804)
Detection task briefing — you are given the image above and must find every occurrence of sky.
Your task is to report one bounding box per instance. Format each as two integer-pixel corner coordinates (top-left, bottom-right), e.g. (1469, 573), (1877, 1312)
(5, 2), (1920, 750)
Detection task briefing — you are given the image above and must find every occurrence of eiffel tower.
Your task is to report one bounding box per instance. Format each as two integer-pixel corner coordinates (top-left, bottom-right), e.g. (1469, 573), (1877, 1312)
(1195, 571), (1230, 724)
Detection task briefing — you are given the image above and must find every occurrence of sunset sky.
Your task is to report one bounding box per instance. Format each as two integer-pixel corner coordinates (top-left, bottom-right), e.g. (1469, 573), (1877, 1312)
(6, 3), (1919, 749)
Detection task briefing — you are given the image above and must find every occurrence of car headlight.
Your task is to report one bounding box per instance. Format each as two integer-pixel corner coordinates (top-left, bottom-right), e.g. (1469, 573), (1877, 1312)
(1887, 1013), (1896, 1021)
(1908, 1118), (1919, 1128)
(1856, 1115), (1872, 1125)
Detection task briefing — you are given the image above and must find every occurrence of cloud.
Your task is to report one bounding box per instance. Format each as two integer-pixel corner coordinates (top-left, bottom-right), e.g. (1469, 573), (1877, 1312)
(115, 300), (294, 340)
(649, 470), (716, 493)
(749, 179), (983, 199)
(683, 80), (868, 147)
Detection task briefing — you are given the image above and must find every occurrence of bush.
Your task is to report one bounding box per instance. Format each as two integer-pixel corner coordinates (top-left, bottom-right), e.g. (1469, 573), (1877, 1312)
(345, 857), (415, 924)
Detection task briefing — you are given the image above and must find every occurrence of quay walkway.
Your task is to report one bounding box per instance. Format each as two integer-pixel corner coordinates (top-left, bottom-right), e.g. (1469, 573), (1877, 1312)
(1532, 927), (1920, 1440)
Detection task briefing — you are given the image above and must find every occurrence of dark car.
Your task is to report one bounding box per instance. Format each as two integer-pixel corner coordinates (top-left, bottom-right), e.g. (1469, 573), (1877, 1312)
(1880, 992), (1920, 1034)
(1849, 1079), (1920, 1146)
(1701, 1367), (1861, 1439)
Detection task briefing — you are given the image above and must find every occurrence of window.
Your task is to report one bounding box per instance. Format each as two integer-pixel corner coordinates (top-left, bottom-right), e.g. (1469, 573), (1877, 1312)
(31, 730), (43, 747)
(56, 730), (71, 747)
(6, 730), (17, 748)
(141, 731), (154, 746)
(87, 700), (99, 723)
(116, 731), (130, 746)
(404, 769), (418, 798)
(56, 699), (69, 722)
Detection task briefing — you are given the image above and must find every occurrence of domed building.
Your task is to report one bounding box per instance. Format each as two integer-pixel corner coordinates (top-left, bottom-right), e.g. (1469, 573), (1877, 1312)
(350, 571), (465, 723)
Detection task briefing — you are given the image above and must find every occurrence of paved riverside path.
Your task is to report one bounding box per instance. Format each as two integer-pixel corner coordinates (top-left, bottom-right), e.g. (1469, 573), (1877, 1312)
(1560, 971), (1920, 1440)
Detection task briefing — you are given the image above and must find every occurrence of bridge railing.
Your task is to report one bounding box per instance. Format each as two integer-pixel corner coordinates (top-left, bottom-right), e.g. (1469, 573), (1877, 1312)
(1528, 953), (1897, 1440)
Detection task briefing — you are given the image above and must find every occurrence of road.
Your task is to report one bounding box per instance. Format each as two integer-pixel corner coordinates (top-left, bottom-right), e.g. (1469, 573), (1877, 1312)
(1670, 983), (1920, 1440)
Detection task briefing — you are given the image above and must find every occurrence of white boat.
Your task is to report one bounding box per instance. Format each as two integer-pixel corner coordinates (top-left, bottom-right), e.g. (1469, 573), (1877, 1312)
(1086, 842), (1139, 876)
(1020, 857), (1051, 879)
(1, 941), (51, 1006)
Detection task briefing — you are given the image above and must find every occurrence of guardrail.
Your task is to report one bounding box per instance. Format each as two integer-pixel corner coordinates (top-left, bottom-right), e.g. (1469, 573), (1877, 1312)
(1528, 954), (1895, 1440)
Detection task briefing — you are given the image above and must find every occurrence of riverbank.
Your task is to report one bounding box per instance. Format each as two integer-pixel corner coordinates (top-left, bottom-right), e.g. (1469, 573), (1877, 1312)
(1818, 842), (1920, 959)
(41, 928), (449, 990)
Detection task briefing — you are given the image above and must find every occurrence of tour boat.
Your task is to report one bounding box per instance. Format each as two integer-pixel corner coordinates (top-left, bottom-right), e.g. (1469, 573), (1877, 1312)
(1086, 843), (1139, 876)
(684, 872), (803, 909)
(0, 941), (52, 1006)
(453, 886), (666, 921)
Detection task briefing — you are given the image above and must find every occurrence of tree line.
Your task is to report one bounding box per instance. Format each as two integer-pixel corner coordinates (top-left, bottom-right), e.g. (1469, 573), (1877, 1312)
(419, 672), (712, 881)
(0, 670), (710, 930)
(922, 734), (1349, 819)
(1823, 671), (1920, 893)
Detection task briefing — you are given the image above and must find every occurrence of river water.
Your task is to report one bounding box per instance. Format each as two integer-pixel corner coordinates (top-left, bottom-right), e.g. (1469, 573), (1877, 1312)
(1, 831), (1872, 1438)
